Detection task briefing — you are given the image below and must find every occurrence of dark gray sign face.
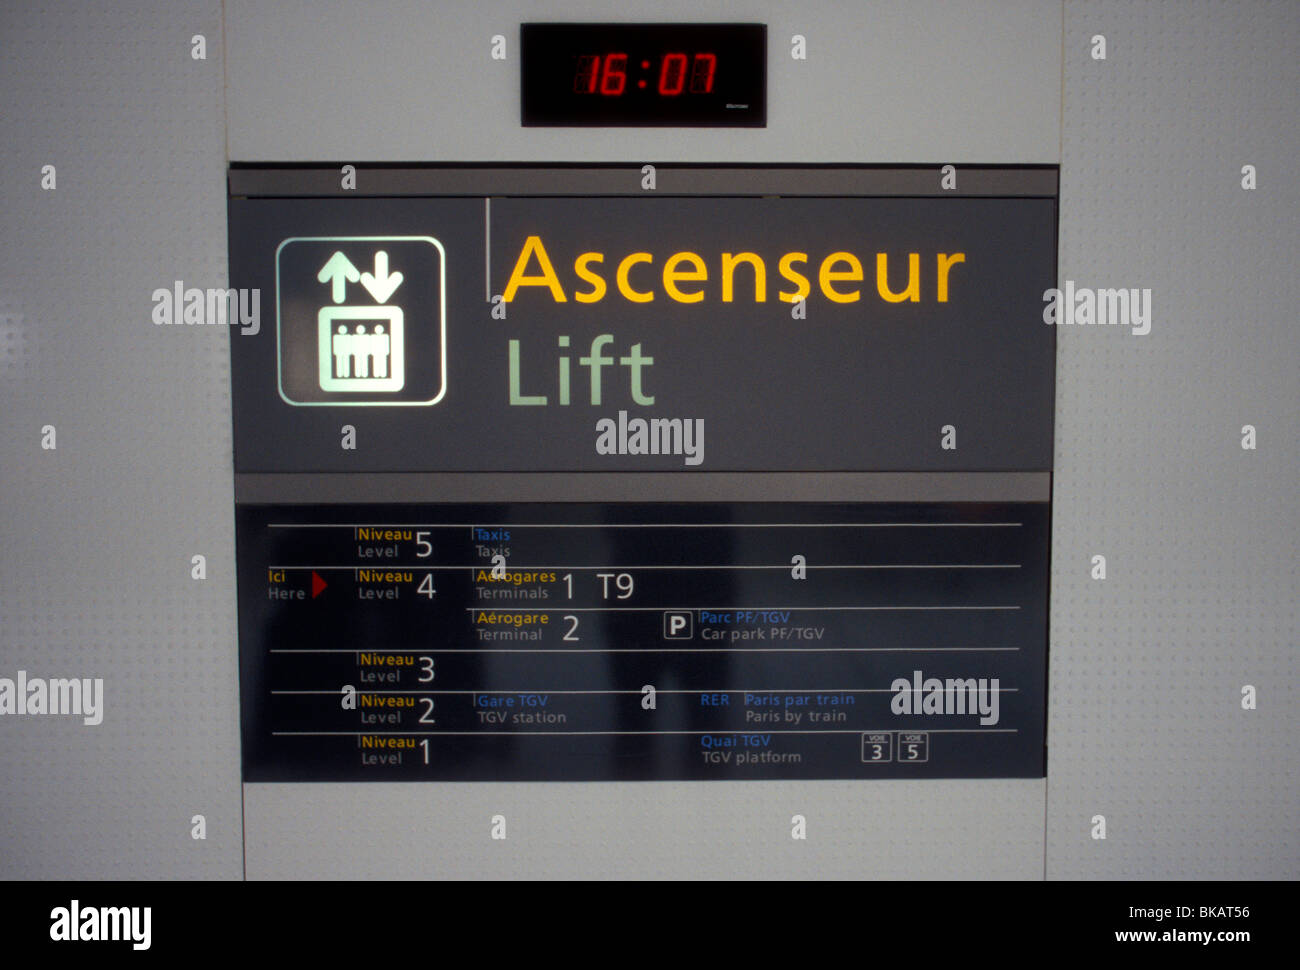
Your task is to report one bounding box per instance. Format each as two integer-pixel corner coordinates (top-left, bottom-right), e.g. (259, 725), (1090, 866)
(238, 501), (1049, 782)
(227, 168), (1056, 785)
(228, 189), (1056, 472)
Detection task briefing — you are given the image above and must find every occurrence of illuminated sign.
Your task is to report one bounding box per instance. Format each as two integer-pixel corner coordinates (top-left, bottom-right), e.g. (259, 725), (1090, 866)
(228, 172), (1057, 470)
(275, 236), (446, 406)
(500, 235), (966, 305)
(227, 166), (1057, 783)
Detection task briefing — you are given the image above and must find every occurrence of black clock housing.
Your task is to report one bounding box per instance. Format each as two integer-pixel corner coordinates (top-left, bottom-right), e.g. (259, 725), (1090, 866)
(521, 23), (767, 127)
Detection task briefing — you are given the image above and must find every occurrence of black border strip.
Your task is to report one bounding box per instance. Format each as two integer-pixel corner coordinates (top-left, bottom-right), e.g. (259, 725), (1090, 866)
(228, 162), (1059, 198)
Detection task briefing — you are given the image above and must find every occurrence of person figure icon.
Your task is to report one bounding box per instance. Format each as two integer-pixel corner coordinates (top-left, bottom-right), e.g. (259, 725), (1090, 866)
(370, 324), (390, 378)
(320, 313), (402, 389)
(332, 324), (352, 378)
(350, 324), (371, 378)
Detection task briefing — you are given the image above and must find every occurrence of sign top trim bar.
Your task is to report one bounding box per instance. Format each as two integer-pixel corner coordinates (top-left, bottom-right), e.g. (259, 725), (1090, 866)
(228, 165), (1059, 199)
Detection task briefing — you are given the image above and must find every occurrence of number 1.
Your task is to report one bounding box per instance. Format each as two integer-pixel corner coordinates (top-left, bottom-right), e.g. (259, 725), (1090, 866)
(574, 55), (599, 94)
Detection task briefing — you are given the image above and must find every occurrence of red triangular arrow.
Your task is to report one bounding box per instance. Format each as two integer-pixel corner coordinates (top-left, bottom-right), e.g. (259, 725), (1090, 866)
(311, 571), (328, 598)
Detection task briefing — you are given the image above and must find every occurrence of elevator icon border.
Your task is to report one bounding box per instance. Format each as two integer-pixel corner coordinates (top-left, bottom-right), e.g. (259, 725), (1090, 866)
(274, 235), (447, 407)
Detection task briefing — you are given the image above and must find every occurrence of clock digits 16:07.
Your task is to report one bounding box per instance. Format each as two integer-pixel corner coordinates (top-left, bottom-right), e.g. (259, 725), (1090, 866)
(573, 52), (718, 96)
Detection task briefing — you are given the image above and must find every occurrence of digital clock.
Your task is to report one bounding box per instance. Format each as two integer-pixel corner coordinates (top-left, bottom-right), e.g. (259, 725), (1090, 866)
(521, 23), (766, 127)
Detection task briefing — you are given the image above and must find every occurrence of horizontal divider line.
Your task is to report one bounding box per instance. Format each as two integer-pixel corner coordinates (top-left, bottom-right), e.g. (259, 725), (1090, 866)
(269, 563), (1022, 570)
(271, 729), (1018, 736)
(270, 688), (1020, 694)
(268, 647), (1021, 653)
(463, 606), (1021, 611)
(270, 522), (1024, 528)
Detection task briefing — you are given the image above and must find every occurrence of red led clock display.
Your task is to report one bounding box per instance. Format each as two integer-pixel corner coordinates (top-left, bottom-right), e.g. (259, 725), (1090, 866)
(521, 23), (766, 127)
(573, 52), (718, 96)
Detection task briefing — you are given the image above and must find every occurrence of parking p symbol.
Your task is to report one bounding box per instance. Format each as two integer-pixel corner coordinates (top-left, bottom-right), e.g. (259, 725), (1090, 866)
(663, 611), (693, 639)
